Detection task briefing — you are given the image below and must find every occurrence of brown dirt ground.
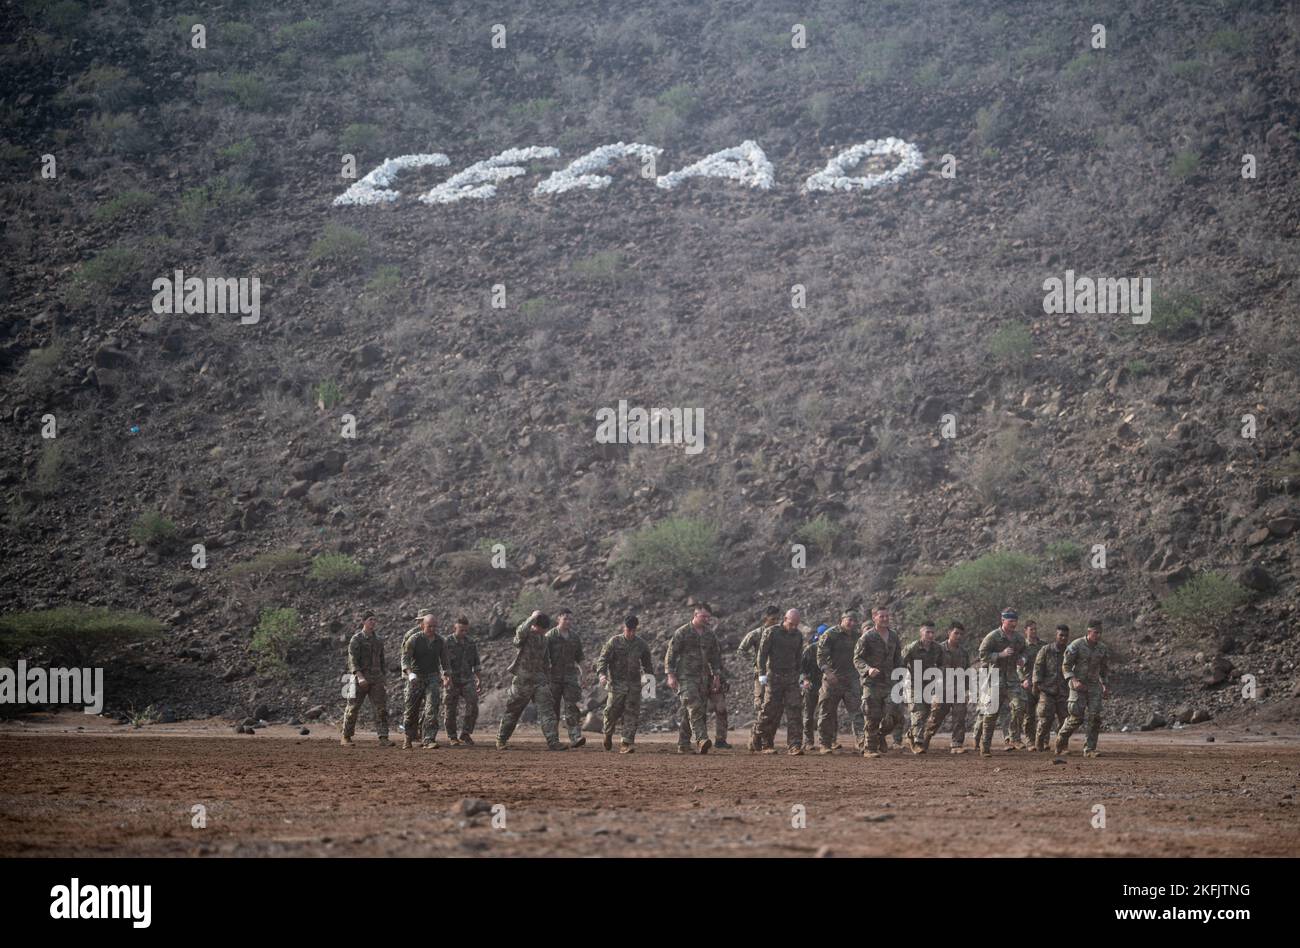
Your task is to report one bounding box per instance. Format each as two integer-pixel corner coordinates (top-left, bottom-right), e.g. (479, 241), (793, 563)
(1, 714), (1297, 857)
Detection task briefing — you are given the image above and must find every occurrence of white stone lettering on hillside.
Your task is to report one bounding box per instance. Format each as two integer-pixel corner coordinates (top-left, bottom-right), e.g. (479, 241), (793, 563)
(332, 153), (450, 206)
(654, 140), (775, 190)
(534, 142), (663, 194)
(803, 138), (924, 192)
(418, 146), (560, 204)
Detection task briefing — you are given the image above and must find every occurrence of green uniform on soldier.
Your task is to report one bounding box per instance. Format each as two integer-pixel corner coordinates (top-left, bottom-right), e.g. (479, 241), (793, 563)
(901, 620), (943, 754)
(545, 609), (587, 748)
(597, 614), (655, 753)
(679, 619), (729, 748)
(801, 627), (826, 755)
(976, 609), (1026, 756)
(496, 610), (565, 751)
(665, 604), (717, 754)
(1032, 624), (1070, 751)
(1020, 620), (1044, 752)
(921, 622), (971, 753)
(756, 608), (806, 755)
(1055, 621), (1110, 757)
(816, 610), (865, 754)
(739, 606), (780, 751)
(341, 613), (391, 746)
(400, 609), (448, 748)
(442, 616), (481, 745)
(853, 606), (903, 758)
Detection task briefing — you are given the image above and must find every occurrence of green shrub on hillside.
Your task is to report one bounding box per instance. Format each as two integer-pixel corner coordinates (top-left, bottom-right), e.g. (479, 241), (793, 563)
(309, 553), (364, 586)
(1161, 573), (1249, 628)
(251, 607), (301, 676)
(0, 606), (162, 665)
(129, 510), (179, 550)
(614, 518), (720, 591)
(934, 552), (1043, 631)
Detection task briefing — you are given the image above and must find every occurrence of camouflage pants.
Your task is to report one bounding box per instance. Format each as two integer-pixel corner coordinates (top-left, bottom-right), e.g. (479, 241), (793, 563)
(402, 673), (441, 744)
(923, 699), (969, 748)
(604, 682), (643, 744)
(751, 676), (769, 749)
(1024, 687), (1038, 746)
(443, 679), (479, 739)
(497, 676), (560, 747)
(757, 675), (803, 749)
(343, 675), (389, 740)
(816, 676), (864, 750)
(908, 701), (933, 742)
(675, 674), (710, 746)
(1035, 691), (1068, 750)
(678, 683), (727, 744)
(861, 684), (898, 753)
(1007, 682), (1031, 743)
(550, 673), (584, 744)
(1057, 684), (1103, 751)
(802, 685), (817, 750)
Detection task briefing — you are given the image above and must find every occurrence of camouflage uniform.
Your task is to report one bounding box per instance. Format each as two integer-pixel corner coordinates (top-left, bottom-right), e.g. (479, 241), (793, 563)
(756, 624), (805, 750)
(815, 625), (864, 750)
(442, 632), (480, 740)
(1032, 639), (1068, 751)
(976, 627), (1026, 754)
(901, 637), (944, 745)
(922, 638), (973, 749)
(853, 626), (903, 755)
(497, 619), (562, 748)
(1056, 636), (1110, 754)
(400, 627), (446, 745)
(342, 630), (388, 741)
(597, 633), (654, 745)
(800, 641), (822, 750)
(738, 625), (768, 747)
(666, 622), (714, 748)
(1021, 635), (1045, 747)
(545, 626), (586, 745)
(678, 626), (728, 745)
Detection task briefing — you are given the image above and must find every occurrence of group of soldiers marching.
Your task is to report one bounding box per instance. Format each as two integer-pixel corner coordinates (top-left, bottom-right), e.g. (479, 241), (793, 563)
(339, 602), (1112, 758)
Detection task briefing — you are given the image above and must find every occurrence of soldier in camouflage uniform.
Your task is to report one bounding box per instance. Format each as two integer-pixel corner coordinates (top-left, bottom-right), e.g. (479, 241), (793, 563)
(1054, 621), (1110, 757)
(816, 611), (865, 754)
(665, 605), (716, 754)
(679, 612), (730, 748)
(496, 610), (565, 751)
(545, 609), (587, 748)
(1019, 620), (1044, 751)
(738, 606), (780, 751)
(756, 608), (806, 755)
(341, 613), (392, 746)
(977, 609), (1026, 757)
(400, 609), (448, 748)
(1033, 624), (1070, 751)
(801, 626), (827, 753)
(596, 615), (655, 753)
(853, 606), (903, 758)
(922, 622), (972, 753)
(901, 620), (944, 753)
(442, 615), (481, 745)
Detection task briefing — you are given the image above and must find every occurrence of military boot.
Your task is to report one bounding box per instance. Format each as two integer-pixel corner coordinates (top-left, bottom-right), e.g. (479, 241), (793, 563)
(602, 731), (614, 751)
(619, 742), (635, 754)
(402, 737), (414, 749)
(697, 738), (712, 755)
(339, 736), (354, 747)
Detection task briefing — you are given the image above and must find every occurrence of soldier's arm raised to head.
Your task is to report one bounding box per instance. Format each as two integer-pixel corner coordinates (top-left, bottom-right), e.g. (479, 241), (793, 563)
(514, 619), (531, 647)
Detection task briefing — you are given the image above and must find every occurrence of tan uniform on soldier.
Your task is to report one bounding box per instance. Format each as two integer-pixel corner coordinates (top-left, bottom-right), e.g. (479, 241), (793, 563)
(1032, 625), (1070, 751)
(921, 623), (972, 753)
(341, 613), (391, 746)
(901, 621), (943, 754)
(665, 604), (718, 754)
(738, 607), (780, 751)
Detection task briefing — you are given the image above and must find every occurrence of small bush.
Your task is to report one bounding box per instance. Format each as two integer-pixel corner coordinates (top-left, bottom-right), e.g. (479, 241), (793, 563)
(1045, 539), (1084, 568)
(89, 112), (156, 155)
(309, 224), (369, 266)
(34, 441), (63, 492)
(571, 251), (626, 283)
(0, 606), (162, 666)
(974, 101), (1012, 147)
(93, 189), (156, 223)
(1161, 573), (1249, 628)
(934, 552), (1043, 632)
(198, 72), (273, 110)
(71, 245), (141, 299)
(309, 553), (364, 586)
(217, 137), (256, 163)
(130, 510), (179, 549)
(382, 47), (425, 72)
(313, 379), (342, 409)
(796, 514), (845, 555)
(278, 18), (324, 49)
(228, 550), (309, 584)
(986, 322), (1033, 370)
(339, 123), (381, 153)
(1169, 149), (1201, 180)
(1148, 290), (1204, 336)
(251, 607), (301, 676)
(1126, 358), (1152, 378)
(176, 176), (254, 231)
(614, 518), (720, 591)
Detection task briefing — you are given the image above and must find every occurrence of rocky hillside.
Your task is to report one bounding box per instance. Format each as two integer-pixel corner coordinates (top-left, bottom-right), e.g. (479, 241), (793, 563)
(1, 0), (1298, 735)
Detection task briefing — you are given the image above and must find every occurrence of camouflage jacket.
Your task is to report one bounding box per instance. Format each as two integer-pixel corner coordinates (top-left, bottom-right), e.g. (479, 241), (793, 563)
(544, 627), (585, 681)
(443, 633), (480, 683)
(902, 638), (944, 683)
(738, 625), (768, 676)
(853, 627), (902, 689)
(758, 624), (803, 678)
(596, 634), (653, 688)
(816, 626), (859, 682)
(347, 631), (385, 677)
(1063, 637), (1110, 687)
(508, 619), (552, 681)
(800, 642), (823, 690)
(700, 627), (726, 685)
(401, 628), (446, 677)
(941, 639), (972, 671)
(1021, 637), (1045, 687)
(1032, 640), (1066, 695)
(665, 623), (712, 680)
(978, 628), (1026, 687)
